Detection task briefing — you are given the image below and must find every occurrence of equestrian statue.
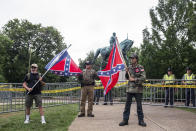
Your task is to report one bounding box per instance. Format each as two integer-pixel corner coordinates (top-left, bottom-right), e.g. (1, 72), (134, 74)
(92, 32), (134, 69)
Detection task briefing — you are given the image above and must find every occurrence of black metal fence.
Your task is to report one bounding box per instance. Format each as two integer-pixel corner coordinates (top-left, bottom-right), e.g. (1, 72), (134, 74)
(0, 83), (81, 113)
(0, 79), (195, 113)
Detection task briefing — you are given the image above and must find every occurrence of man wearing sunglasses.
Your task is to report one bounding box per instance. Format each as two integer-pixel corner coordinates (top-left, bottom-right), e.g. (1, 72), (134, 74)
(23, 63), (46, 124)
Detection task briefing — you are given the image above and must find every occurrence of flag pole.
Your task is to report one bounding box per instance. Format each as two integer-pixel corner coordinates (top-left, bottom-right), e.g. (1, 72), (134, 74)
(115, 38), (131, 78)
(27, 44), (72, 94)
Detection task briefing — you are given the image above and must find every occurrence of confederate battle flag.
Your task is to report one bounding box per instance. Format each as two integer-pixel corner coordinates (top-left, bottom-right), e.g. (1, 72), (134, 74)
(98, 38), (125, 95)
(45, 48), (82, 76)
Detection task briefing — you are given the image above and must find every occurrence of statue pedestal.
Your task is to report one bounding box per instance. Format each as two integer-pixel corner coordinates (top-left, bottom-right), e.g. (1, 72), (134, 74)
(118, 69), (126, 81)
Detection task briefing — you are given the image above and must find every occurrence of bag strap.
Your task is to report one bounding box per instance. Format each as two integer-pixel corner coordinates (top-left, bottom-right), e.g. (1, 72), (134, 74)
(27, 73), (30, 81)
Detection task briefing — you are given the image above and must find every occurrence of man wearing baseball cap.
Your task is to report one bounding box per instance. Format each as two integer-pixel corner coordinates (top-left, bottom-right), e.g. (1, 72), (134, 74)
(182, 67), (195, 107)
(162, 67), (176, 107)
(78, 61), (99, 117)
(23, 63), (46, 124)
(119, 53), (147, 127)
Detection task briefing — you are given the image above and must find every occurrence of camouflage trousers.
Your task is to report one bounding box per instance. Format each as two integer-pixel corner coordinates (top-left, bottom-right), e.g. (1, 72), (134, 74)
(80, 85), (94, 115)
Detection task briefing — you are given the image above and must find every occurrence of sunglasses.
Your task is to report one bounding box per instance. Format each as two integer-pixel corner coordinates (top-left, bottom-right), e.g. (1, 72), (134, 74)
(31, 67), (37, 69)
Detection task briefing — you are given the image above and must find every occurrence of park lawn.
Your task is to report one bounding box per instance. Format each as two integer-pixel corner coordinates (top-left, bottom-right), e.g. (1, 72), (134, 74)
(0, 104), (78, 131)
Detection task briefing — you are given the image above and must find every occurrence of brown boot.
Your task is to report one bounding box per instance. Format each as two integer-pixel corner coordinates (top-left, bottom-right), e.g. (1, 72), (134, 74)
(78, 113), (85, 117)
(87, 114), (94, 117)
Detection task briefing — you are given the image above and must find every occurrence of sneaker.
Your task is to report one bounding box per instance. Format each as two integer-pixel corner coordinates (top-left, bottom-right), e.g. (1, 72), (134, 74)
(24, 119), (29, 124)
(41, 120), (46, 124)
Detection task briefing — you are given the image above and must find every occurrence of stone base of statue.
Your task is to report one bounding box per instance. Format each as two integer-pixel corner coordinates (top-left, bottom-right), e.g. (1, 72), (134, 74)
(118, 69), (126, 81)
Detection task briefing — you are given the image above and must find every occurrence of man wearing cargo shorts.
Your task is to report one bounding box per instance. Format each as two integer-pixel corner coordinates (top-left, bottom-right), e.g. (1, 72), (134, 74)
(78, 61), (99, 117)
(23, 63), (46, 124)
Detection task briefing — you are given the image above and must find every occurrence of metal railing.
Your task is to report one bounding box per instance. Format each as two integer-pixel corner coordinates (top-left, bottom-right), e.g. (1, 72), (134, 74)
(93, 79), (196, 108)
(0, 79), (195, 113)
(142, 79), (196, 108)
(0, 82), (80, 113)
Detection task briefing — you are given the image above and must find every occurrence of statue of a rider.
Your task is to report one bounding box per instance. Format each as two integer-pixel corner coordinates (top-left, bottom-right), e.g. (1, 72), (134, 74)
(109, 32), (116, 51)
(101, 32), (116, 68)
(92, 32), (133, 69)
(110, 32), (116, 46)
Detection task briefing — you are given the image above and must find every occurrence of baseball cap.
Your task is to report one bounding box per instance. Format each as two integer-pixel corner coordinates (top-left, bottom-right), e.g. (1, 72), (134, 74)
(186, 67), (191, 70)
(167, 67), (172, 71)
(129, 53), (138, 59)
(31, 63), (38, 68)
(85, 61), (92, 65)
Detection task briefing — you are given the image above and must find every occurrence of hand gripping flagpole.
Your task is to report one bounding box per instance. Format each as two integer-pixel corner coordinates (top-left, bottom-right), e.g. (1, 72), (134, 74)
(27, 44), (72, 94)
(115, 38), (131, 78)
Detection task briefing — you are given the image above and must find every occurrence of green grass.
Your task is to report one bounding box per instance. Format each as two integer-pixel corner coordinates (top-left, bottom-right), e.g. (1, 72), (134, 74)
(176, 107), (196, 114)
(0, 104), (78, 131)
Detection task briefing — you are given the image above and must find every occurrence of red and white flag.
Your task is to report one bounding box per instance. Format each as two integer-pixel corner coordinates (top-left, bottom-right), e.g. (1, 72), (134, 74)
(98, 38), (125, 95)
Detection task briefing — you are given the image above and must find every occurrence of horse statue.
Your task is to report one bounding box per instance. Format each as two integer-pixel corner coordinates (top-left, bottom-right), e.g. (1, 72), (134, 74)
(92, 33), (134, 69)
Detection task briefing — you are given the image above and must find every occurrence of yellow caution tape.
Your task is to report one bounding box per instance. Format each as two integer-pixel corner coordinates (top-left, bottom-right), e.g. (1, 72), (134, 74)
(0, 86), (81, 93)
(144, 84), (196, 88)
(0, 82), (196, 93)
(94, 81), (128, 89)
(0, 85), (9, 88)
(0, 88), (25, 92)
(42, 87), (81, 93)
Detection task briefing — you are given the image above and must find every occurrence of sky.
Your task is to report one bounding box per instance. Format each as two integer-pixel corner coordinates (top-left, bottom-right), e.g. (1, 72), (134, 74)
(0, 0), (158, 64)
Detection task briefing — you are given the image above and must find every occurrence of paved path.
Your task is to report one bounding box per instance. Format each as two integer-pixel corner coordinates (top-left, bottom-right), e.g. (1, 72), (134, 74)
(69, 104), (196, 131)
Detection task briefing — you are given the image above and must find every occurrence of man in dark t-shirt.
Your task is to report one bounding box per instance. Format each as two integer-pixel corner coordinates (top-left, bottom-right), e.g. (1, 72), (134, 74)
(23, 63), (46, 124)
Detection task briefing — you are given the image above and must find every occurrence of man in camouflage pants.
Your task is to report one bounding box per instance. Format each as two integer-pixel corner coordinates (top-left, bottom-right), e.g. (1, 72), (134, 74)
(119, 54), (147, 127)
(78, 61), (99, 117)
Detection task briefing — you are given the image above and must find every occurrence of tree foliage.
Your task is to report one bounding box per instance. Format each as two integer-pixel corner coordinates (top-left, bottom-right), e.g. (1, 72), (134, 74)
(0, 34), (13, 82)
(78, 50), (102, 71)
(1, 19), (66, 82)
(140, 0), (196, 79)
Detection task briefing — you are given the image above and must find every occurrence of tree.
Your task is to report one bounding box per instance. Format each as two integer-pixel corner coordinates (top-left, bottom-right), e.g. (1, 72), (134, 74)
(140, 0), (196, 78)
(78, 50), (102, 71)
(1, 19), (66, 82)
(0, 34), (13, 82)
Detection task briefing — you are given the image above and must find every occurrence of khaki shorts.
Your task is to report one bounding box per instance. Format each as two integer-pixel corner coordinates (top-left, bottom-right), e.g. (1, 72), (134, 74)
(25, 94), (42, 108)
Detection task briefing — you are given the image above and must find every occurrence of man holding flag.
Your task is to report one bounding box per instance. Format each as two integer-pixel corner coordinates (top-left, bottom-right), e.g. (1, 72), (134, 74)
(97, 35), (125, 96)
(119, 54), (147, 127)
(23, 63), (46, 124)
(23, 45), (82, 124)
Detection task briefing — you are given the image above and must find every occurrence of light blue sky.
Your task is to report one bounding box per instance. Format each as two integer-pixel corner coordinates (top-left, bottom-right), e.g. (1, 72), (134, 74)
(0, 0), (158, 64)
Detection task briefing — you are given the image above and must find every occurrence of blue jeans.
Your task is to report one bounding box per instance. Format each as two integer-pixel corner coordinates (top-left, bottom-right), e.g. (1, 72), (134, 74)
(94, 89), (101, 103)
(104, 90), (113, 104)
